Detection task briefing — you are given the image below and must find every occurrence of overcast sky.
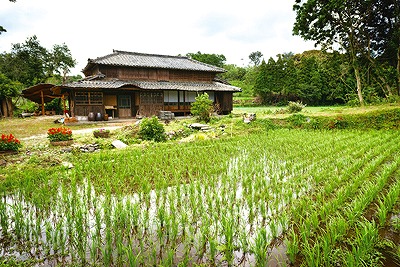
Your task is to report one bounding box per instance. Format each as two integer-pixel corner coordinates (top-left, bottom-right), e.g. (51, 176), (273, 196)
(0, 0), (316, 75)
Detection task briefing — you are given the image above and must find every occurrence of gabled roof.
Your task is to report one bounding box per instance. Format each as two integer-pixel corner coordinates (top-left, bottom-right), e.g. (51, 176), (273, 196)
(22, 83), (67, 103)
(83, 50), (226, 74)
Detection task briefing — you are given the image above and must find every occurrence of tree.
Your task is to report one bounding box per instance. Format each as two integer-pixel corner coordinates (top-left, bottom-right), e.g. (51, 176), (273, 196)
(249, 51), (263, 66)
(49, 44), (76, 83)
(186, 52), (226, 68)
(190, 93), (213, 122)
(293, 0), (400, 104)
(0, 73), (21, 99)
(1, 0), (17, 35)
(0, 36), (76, 87)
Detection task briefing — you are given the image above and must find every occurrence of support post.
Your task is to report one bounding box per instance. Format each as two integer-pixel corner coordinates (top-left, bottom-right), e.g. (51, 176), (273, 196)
(41, 90), (45, 115)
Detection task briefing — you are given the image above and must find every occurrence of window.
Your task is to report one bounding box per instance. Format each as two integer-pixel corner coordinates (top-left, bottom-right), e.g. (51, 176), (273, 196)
(140, 92), (163, 104)
(75, 92), (103, 105)
(164, 91), (178, 106)
(118, 95), (131, 108)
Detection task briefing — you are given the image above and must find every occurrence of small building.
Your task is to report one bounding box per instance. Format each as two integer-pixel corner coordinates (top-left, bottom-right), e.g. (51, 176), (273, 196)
(23, 50), (241, 118)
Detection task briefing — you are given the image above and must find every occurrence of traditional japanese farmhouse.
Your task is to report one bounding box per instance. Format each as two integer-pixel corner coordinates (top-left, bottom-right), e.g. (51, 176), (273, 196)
(23, 50), (241, 119)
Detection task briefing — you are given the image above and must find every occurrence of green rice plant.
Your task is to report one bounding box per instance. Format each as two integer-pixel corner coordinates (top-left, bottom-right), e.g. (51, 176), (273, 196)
(376, 198), (388, 227)
(0, 197), (9, 236)
(252, 228), (270, 266)
(285, 227), (299, 264)
(302, 240), (322, 267)
(126, 244), (141, 267)
(346, 220), (383, 266)
(219, 215), (235, 265)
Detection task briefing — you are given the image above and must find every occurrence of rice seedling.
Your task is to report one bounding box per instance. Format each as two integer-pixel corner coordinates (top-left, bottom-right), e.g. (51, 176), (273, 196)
(2, 129), (400, 266)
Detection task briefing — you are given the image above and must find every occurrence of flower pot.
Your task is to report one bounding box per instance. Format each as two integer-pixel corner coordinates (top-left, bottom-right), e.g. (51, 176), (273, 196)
(50, 140), (74, 146)
(0, 150), (18, 155)
(95, 112), (103, 121)
(88, 112), (95, 121)
(93, 132), (109, 138)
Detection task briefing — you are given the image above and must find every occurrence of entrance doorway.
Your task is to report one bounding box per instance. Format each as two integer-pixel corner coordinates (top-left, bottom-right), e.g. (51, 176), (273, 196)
(118, 95), (132, 118)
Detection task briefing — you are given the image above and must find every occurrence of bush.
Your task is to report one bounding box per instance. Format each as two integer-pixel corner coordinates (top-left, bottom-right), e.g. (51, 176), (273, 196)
(287, 101), (306, 113)
(287, 114), (308, 127)
(191, 93), (213, 122)
(138, 116), (166, 142)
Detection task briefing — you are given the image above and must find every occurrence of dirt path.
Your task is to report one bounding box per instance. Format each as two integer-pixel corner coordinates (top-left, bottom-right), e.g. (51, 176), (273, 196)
(20, 125), (126, 141)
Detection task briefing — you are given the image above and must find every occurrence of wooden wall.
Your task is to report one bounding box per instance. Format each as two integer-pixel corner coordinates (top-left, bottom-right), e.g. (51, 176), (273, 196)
(96, 66), (215, 82)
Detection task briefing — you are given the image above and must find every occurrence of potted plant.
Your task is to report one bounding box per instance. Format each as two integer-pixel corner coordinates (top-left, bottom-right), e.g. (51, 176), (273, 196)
(93, 128), (110, 138)
(0, 133), (22, 154)
(47, 127), (73, 146)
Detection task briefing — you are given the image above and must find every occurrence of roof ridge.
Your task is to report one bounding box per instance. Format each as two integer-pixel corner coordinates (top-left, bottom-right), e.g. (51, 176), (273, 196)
(112, 50), (188, 60)
(186, 57), (226, 72)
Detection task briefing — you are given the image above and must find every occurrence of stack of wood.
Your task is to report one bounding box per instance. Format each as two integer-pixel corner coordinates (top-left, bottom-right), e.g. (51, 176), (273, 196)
(158, 110), (175, 120)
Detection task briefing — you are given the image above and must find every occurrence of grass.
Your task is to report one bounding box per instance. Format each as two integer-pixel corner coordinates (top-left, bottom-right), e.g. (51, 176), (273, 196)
(232, 103), (400, 118)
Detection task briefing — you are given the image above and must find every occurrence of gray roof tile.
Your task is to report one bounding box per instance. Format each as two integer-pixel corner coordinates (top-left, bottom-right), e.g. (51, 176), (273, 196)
(63, 80), (241, 92)
(83, 50), (226, 73)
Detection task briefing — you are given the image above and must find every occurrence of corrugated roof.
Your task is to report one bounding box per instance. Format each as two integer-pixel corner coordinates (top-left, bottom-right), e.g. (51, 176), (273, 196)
(83, 50), (226, 73)
(63, 80), (241, 92)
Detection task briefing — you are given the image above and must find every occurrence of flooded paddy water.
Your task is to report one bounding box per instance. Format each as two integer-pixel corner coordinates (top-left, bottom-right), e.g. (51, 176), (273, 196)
(1, 129), (400, 266)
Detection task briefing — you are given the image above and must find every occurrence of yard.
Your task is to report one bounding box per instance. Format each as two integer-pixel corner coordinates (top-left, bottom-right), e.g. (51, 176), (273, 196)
(1, 106), (400, 266)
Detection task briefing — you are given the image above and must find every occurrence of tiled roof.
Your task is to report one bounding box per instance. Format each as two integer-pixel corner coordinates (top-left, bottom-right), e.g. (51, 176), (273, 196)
(63, 80), (241, 92)
(83, 50), (226, 73)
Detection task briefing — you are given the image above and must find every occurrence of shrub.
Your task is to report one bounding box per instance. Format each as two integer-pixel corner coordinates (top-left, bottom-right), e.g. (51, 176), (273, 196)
(191, 93), (214, 122)
(287, 101), (306, 113)
(138, 116), (166, 142)
(0, 133), (22, 151)
(287, 114), (308, 127)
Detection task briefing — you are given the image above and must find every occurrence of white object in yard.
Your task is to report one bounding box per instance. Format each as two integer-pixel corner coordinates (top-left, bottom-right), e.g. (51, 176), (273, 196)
(112, 140), (128, 149)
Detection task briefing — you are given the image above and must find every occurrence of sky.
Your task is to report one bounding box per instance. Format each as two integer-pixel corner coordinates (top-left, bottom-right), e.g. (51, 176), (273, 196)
(0, 0), (317, 75)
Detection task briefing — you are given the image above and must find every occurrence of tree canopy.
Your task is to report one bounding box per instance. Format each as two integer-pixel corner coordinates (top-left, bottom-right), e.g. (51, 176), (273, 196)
(293, 0), (400, 104)
(186, 52), (226, 68)
(0, 35), (76, 87)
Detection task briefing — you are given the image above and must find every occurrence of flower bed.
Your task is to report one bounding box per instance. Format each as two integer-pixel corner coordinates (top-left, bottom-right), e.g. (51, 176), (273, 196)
(47, 127), (73, 144)
(0, 133), (22, 152)
(93, 129), (110, 138)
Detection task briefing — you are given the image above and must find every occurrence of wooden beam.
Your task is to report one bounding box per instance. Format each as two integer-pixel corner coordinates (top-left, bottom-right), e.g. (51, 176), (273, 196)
(41, 90), (45, 115)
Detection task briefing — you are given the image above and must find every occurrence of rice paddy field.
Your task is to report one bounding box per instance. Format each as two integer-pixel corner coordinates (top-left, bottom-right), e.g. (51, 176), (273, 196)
(1, 115), (400, 266)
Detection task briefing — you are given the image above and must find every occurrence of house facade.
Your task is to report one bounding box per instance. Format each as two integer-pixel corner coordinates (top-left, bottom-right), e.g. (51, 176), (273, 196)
(25, 50), (241, 119)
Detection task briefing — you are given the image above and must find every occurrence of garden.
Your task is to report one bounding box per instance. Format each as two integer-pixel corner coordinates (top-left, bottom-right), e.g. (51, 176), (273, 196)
(0, 105), (400, 266)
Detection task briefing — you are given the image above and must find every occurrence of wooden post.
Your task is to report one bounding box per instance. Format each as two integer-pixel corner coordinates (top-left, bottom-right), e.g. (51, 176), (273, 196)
(62, 95), (66, 116)
(41, 90), (45, 115)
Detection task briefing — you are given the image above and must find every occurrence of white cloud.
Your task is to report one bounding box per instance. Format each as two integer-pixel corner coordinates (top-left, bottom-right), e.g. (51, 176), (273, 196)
(0, 0), (316, 74)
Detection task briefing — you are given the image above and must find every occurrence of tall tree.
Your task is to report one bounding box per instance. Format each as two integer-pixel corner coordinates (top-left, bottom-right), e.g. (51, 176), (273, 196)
(249, 51), (263, 66)
(0, 36), (76, 87)
(49, 43), (76, 83)
(186, 52), (226, 68)
(293, 0), (400, 104)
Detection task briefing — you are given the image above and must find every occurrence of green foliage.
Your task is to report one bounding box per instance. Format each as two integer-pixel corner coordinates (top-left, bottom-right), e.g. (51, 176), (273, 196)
(0, 73), (21, 99)
(249, 51), (263, 66)
(138, 116), (166, 142)
(0, 35), (76, 87)
(15, 100), (37, 113)
(186, 51), (226, 68)
(287, 114), (308, 128)
(293, 0), (400, 105)
(287, 101), (306, 113)
(286, 108), (400, 130)
(190, 93), (214, 122)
